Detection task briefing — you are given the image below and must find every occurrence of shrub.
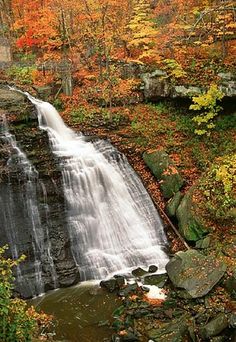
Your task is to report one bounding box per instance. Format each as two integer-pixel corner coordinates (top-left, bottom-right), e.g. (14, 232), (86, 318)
(199, 154), (236, 220)
(163, 59), (187, 79)
(190, 84), (224, 135)
(0, 246), (53, 341)
(7, 66), (37, 85)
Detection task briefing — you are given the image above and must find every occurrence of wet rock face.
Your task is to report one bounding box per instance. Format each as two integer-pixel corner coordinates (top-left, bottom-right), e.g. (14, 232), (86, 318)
(0, 104), (79, 298)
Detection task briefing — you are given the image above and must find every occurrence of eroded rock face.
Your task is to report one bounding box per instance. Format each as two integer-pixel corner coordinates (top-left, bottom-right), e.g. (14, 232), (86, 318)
(141, 69), (236, 100)
(0, 86), (35, 118)
(166, 249), (227, 298)
(0, 98), (79, 298)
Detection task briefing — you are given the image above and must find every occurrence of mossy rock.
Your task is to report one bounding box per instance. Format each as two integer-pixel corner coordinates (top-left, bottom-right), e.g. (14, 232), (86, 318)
(199, 313), (228, 339)
(144, 274), (168, 288)
(166, 249), (227, 298)
(166, 191), (183, 217)
(143, 150), (184, 199)
(176, 188), (208, 242)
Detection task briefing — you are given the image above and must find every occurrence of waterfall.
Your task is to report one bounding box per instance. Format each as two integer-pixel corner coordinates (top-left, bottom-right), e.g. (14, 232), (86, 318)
(0, 114), (58, 297)
(26, 95), (169, 280)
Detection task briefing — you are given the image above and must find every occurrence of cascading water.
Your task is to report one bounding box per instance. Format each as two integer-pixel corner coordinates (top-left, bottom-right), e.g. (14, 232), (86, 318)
(0, 114), (58, 297)
(26, 94), (169, 280)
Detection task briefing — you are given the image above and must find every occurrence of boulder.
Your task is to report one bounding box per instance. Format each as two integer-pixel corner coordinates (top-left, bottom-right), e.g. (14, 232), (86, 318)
(141, 70), (171, 101)
(131, 267), (148, 277)
(199, 313), (228, 339)
(166, 249), (227, 298)
(166, 191), (183, 217)
(148, 265), (158, 273)
(224, 270), (236, 298)
(176, 188), (208, 241)
(147, 314), (191, 341)
(100, 278), (118, 292)
(173, 85), (202, 98)
(143, 150), (183, 199)
(141, 68), (236, 100)
(218, 72), (236, 97)
(144, 274), (168, 288)
(195, 236), (211, 249)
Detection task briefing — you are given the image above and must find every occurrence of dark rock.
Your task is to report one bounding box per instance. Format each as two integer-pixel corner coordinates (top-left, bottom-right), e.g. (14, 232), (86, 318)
(148, 265), (158, 273)
(131, 267), (148, 277)
(115, 275), (126, 288)
(56, 260), (79, 288)
(199, 313), (228, 339)
(112, 334), (121, 342)
(225, 271), (236, 297)
(100, 278), (118, 293)
(121, 332), (138, 341)
(0, 114), (80, 298)
(166, 249), (227, 298)
(147, 314), (191, 341)
(222, 242), (236, 258)
(166, 191), (183, 217)
(144, 274), (168, 288)
(143, 150), (183, 199)
(229, 313), (236, 328)
(210, 337), (227, 342)
(118, 283), (139, 297)
(176, 188), (208, 241)
(133, 309), (150, 318)
(140, 286), (150, 292)
(112, 319), (125, 331)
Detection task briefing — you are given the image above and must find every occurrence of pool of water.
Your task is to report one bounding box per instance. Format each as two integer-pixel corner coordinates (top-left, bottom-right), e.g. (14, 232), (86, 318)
(31, 281), (121, 342)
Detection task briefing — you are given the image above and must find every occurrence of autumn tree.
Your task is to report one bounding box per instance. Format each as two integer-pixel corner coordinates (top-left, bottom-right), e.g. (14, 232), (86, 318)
(126, 0), (159, 61)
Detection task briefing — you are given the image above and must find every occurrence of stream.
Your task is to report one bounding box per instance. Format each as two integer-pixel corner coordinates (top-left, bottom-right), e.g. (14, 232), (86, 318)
(31, 282), (121, 342)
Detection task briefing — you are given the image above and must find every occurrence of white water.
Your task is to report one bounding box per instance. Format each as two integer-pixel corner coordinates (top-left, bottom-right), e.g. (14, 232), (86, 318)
(26, 95), (168, 280)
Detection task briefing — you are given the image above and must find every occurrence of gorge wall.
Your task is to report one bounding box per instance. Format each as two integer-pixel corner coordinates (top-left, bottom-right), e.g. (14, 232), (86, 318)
(0, 86), (79, 298)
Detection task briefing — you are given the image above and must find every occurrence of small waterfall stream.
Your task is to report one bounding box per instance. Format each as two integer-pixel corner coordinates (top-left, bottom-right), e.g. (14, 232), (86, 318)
(26, 95), (169, 280)
(0, 114), (58, 297)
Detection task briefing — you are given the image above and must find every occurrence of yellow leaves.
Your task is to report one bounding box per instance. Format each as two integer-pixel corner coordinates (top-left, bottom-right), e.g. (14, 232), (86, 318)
(215, 155), (236, 195)
(190, 84), (224, 136)
(126, 0), (158, 57)
(163, 59), (187, 79)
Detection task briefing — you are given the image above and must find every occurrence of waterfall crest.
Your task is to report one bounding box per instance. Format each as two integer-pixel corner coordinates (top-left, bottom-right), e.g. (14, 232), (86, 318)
(27, 96), (169, 280)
